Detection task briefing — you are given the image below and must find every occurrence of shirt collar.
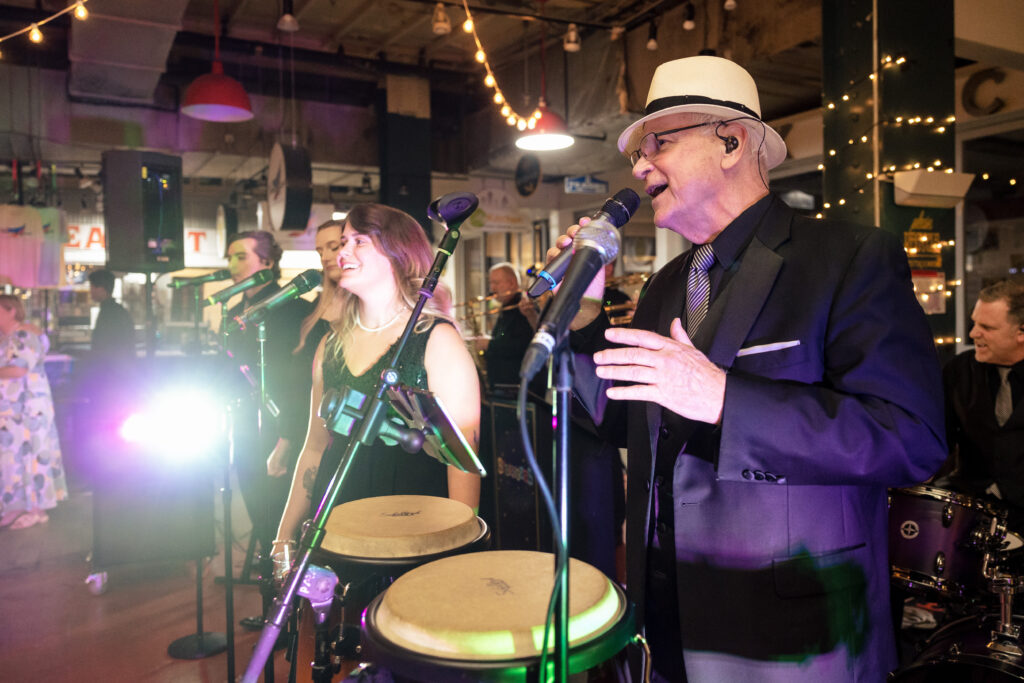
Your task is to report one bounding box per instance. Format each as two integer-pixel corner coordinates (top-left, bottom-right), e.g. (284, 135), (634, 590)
(704, 193), (774, 268)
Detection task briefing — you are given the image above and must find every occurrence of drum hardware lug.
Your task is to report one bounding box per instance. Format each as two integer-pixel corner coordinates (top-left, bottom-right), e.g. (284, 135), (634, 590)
(934, 552), (946, 576)
(887, 493), (892, 510)
(942, 504), (955, 527)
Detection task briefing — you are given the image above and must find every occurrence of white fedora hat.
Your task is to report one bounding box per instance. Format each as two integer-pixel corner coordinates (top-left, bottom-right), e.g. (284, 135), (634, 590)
(617, 55), (787, 169)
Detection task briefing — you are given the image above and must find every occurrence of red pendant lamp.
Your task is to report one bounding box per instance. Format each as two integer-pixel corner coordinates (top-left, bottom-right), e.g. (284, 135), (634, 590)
(182, 0), (253, 122)
(515, 21), (573, 151)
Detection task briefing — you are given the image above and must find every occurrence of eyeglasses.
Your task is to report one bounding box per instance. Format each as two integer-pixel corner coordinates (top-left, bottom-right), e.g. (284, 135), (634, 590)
(627, 121), (716, 167)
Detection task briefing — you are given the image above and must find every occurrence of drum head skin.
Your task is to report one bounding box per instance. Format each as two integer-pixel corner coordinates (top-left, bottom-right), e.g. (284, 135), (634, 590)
(321, 495), (479, 559)
(373, 550), (624, 660)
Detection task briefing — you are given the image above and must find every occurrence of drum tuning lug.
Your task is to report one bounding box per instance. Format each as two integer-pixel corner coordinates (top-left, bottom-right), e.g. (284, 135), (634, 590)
(934, 552), (946, 576)
(943, 504), (955, 527)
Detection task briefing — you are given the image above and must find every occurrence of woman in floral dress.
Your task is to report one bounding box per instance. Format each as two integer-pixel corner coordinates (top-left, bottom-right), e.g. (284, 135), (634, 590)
(0, 294), (67, 529)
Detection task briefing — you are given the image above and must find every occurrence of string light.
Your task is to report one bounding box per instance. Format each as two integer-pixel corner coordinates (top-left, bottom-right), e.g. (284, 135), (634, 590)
(458, 0), (544, 130)
(0, 0), (90, 56)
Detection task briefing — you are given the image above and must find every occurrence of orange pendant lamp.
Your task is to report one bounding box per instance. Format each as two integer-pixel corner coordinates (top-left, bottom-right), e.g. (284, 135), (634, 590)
(182, 0), (253, 122)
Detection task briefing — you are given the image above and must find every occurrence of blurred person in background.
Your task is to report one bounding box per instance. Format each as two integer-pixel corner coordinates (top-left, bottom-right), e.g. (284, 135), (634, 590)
(0, 294), (67, 529)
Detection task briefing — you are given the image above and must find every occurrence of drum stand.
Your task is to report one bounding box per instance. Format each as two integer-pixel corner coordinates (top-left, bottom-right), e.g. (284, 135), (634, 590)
(983, 551), (1024, 657)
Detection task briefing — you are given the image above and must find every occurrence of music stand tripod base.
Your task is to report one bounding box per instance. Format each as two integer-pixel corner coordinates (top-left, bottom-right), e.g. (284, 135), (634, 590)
(168, 631), (228, 659)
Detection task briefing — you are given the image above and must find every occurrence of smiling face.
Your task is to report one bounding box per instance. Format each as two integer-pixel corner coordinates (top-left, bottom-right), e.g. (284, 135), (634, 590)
(316, 224), (343, 286)
(970, 298), (1024, 366)
(630, 113), (727, 243)
(336, 222), (394, 296)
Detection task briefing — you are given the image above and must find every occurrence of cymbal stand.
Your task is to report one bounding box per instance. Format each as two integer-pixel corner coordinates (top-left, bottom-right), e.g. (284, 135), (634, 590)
(241, 194), (473, 683)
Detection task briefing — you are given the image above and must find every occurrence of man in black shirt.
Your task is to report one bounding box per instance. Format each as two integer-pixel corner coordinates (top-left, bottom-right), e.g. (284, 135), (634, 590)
(222, 231), (312, 616)
(87, 269), (135, 362)
(482, 262), (533, 391)
(944, 279), (1024, 521)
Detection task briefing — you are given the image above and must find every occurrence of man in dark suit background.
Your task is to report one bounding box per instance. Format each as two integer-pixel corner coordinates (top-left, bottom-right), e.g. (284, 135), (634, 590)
(944, 279), (1024, 525)
(563, 56), (947, 681)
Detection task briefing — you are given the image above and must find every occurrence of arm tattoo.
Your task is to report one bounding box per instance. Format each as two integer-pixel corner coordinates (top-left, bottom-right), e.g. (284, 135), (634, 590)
(302, 466), (317, 499)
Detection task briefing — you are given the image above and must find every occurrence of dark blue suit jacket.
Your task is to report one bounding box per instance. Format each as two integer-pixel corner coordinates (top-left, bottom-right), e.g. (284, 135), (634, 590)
(575, 195), (946, 681)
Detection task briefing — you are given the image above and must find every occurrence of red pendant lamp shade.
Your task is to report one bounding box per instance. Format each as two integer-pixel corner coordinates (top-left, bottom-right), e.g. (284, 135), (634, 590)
(181, 0), (253, 122)
(516, 104), (573, 151)
(182, 61), (253, 122)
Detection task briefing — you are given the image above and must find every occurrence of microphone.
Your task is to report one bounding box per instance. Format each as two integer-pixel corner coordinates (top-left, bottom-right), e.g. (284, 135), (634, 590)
(526, 188), (640, 298)
(520, 221), (621, 380)
(203, 269), (274, 307)
(226, 269), (321, 333)
(168, 269), (231, 289)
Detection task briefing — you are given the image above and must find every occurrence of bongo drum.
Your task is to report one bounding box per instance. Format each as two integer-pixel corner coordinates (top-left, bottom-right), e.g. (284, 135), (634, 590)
(294, 496), (490, 683)
(362, 550), (636, 682)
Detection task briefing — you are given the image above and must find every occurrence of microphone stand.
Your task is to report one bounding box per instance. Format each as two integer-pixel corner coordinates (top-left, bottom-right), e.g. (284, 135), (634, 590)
(241, 216), (466, 683)
(220, 303), (238, 679)
(551, 338), (572, 681)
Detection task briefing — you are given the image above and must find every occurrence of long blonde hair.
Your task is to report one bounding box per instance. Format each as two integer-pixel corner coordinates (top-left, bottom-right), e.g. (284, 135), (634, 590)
(294, 220), (344, 354)
(325, 203), (456, 361)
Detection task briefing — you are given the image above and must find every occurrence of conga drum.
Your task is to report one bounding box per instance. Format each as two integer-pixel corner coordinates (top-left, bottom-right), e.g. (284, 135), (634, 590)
(294, 495), (489, 682)
(362, 550), (636, 682)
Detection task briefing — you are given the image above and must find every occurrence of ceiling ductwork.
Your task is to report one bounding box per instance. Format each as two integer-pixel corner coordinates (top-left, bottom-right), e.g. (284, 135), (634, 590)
(68, 0), (190, 105)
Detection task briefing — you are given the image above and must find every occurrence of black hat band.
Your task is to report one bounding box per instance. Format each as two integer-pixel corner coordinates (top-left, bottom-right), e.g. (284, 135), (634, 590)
(646, 94), (761, 121)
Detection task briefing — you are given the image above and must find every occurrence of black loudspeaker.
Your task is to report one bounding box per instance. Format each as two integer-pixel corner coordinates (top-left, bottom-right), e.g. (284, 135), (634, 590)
(102, 150), (185, 273)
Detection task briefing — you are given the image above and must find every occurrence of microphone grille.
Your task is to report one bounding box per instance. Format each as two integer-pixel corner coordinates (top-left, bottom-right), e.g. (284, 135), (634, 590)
(602, 188), (641, 227)
(296, 269), (322, 292)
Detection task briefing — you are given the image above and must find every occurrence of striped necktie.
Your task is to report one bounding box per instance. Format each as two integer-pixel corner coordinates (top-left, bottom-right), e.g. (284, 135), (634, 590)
(996, 366), (1013, 427)
(685, 244), (716, 335)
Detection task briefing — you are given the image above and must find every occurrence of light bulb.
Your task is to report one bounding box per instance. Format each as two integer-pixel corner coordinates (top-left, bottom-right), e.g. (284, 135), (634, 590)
(724, 0), (737, 10)
(29, 23), (42, 43)
(484, 73), (495, 87)
(463, 18), (473, 33)
(500, 105), (511, 117)
(475, 49), (485, 63)
(75, 1), (88, 20)
(493, 92), (503, 104)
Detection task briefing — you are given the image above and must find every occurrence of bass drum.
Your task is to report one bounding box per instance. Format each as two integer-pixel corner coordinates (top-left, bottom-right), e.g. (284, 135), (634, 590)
(891, 613), (1024, 682)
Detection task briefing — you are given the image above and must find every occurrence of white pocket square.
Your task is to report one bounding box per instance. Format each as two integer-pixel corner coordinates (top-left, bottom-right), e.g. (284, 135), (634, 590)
(736, 340), (801, 357)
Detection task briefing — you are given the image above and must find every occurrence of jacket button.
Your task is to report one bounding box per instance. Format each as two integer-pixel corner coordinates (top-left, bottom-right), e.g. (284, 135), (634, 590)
(644, 478), (651, 491)
(660, 425), (671, 438)
(765, 472), (777, 483)
(742, 469), (753, 480)
(753, 470), (765, 481)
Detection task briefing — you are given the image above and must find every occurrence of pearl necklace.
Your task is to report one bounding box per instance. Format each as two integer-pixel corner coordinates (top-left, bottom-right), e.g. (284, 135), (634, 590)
(354, 307), (406, 333)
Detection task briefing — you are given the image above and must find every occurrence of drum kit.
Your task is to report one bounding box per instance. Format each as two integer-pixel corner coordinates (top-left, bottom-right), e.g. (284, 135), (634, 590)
(280, 495), (636, 683)
(889, 484), (1024, 680)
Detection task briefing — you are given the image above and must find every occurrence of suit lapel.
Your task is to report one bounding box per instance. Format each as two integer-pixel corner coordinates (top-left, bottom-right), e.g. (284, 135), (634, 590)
(699, 236), (784, 368)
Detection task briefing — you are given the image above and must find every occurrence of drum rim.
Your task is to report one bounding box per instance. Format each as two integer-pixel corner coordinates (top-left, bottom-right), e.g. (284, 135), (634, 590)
(312, 516), (490, 567)
(360, 582), (636, 681)
(893, 485), (1003, 514)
